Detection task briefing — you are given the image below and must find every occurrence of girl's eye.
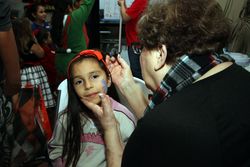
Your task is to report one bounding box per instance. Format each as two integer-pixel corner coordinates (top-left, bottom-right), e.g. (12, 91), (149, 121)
(74, 79), (83, 85)
(90, 74), (99, 80)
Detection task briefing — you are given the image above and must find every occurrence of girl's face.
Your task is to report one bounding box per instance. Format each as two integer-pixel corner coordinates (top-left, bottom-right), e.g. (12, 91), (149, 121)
(34, 5), (47, 23)
(71, 58), (111, 105)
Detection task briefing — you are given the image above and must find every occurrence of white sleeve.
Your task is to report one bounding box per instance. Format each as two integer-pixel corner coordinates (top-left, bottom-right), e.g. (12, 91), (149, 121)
(48, 114), (67, 161)
(114, 111), (135, 144)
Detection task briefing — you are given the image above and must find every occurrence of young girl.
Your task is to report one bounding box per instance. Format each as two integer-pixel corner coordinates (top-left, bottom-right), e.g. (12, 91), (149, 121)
(36, 28), (59, 94)
(25, 3), (51, 34)
(51, 0), (93, 77)
(48, 49), (136, 167)
(12, 17), (56, 110)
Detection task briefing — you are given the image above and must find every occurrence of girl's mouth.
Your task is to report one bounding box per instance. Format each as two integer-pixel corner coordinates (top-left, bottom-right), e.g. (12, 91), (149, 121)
(85, 92), (98, 98)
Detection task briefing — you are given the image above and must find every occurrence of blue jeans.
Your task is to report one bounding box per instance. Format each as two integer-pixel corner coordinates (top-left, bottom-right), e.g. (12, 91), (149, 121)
(128, 46), (142, 79)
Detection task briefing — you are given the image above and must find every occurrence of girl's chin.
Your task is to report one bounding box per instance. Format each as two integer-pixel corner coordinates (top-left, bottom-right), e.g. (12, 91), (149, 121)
(82, 97), (101, 105)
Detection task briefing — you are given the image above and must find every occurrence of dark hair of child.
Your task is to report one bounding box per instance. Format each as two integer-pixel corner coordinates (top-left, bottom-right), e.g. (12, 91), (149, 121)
(63, 52), (110, 167)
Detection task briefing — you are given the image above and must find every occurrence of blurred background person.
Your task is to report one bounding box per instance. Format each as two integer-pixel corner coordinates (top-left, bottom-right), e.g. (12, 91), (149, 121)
(117, 0), (148, 79)
(0, 0), (20, 166)
(12, 17), (56, 124)
(25, 2), (51, 34)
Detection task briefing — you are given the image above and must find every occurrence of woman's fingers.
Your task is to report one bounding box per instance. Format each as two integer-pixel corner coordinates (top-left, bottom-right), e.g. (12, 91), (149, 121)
(99, 93), (112, 116)
(106, 54), (129, 71)
(99, 94), (118, 130)
(82, 99), (103, 117)
(82, 93), (113, 119)
(116, 54), (129, 69)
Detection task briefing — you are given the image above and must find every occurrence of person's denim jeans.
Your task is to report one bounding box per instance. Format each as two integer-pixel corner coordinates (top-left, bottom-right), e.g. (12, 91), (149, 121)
(128, 46), (142, 79)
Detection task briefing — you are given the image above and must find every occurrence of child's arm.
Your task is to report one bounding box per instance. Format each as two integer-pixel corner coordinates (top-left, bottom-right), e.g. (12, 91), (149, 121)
(27, 34), (44, 58)
(48, 115), (67, 167)
(72, 0), (95, 25)
(30, 42), (44, 58)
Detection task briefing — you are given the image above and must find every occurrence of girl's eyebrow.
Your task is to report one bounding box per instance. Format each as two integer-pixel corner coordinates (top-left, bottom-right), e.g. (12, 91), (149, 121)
(72, 70), (102, 79)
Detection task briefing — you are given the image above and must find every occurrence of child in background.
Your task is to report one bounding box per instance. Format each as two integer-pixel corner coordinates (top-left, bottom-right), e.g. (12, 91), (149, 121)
(36, 28), (59, 94)
(48, 49), (136, 167)
(12, 17), (56, 114)
(12, 17), (55, 166)
(25, 3), (51, 34)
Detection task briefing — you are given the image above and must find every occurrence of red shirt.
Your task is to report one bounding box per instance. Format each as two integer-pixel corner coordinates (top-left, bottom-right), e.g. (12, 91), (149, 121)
(40, 45), (58, 92)
(125, 0), (148, 46)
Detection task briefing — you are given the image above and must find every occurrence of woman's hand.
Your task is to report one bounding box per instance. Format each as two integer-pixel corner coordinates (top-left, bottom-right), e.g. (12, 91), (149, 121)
(106, 55), (148, 119)
(83, 93), (124, 167)
(83, 93), (118, 131)
(105, 54), (134, 93)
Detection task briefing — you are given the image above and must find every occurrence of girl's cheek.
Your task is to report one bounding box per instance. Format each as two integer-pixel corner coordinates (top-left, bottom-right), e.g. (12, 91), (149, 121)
(101, 79), (108, 93)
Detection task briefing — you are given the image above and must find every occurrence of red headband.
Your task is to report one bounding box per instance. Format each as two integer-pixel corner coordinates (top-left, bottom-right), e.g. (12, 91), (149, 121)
(67, 49), (107, 79)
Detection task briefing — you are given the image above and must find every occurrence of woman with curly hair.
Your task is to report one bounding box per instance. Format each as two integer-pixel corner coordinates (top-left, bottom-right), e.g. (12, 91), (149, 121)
(84, 0), (250, 166)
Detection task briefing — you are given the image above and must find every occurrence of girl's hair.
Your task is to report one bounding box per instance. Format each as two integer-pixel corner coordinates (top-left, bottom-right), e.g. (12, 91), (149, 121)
(12, 17), (34, 55)
(36, 28), (50, 45)
(62, 50), (110, 167)
(25, 3), (45, 22)
(51, 0), (81, 47)
(138, 0), (231, 64)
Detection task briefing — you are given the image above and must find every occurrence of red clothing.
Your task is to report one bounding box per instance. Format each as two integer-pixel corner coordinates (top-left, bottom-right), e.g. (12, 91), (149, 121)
(125, 0), (148, 46)
(40, 45), (59, 92)
(83, 24), (89, 48)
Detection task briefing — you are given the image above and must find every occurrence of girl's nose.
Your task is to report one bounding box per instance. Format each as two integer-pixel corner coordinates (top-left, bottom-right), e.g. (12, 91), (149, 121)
(84, 80), (93, 89)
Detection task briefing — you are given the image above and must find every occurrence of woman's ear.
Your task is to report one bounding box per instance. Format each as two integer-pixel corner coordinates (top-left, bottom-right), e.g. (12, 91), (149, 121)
(154, 44), (167, 71)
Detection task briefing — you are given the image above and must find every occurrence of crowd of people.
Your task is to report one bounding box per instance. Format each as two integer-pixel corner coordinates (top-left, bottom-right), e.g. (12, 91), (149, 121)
(0, 0), (250, 166)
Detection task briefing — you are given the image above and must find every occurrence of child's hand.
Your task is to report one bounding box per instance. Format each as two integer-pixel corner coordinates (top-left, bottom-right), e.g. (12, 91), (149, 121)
(83, 93), (118, 131)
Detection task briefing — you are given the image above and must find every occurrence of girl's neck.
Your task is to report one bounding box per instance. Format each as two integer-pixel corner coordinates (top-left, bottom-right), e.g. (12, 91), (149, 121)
(35, 20), (45, 26)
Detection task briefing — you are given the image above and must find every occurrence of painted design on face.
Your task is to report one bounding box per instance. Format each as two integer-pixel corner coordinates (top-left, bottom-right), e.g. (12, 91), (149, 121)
(101, 79), (108, 93)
